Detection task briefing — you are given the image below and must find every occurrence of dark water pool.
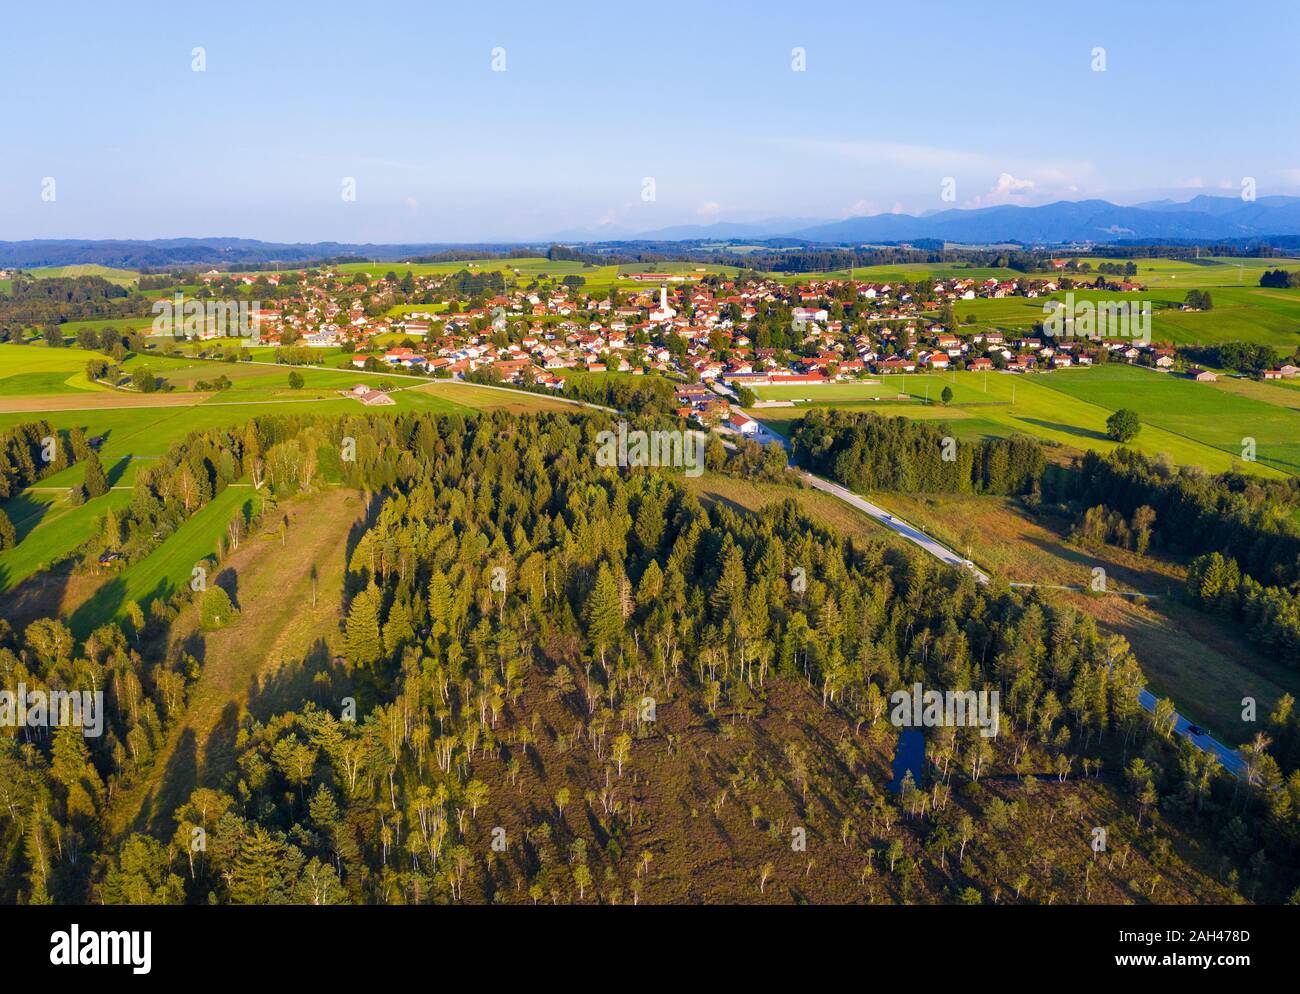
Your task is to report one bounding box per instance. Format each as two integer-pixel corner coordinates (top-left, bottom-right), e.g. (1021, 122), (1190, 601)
(888, 728), (925, 793)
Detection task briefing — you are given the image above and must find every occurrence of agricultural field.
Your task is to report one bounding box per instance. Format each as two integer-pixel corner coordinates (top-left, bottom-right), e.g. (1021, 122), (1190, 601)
(0, 343), (115, 394)
(18, 264), (141, 285)
(0, 343), (584, 606)
(275, 257), (736, 295)
(922, 284), (1300, 350)
(750, 367), (1293, 477)
(778, 261), (1026, 283)
(1147, 285), (1300, 347)
(0, 381), (565, 491)
(1060, 256), (1300, 289)
(1037, 363), (1300, 476)
(933, 288), (1179, 331)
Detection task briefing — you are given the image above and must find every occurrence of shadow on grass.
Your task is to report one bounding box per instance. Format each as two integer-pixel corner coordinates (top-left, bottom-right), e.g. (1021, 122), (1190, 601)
(214, 567), (239, 610)
(247, 638), (348, 723)
(71, 575), (176, 640)
(1012, 417), (1110, 442)
(130, 726), (198, 838)
(105, 455), (131, 487)
(3, 491), (55, 543)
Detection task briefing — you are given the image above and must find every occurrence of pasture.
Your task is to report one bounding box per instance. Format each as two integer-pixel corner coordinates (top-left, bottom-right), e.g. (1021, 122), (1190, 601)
(68, 485), (258, 637)
(1063, 256), (1300, 289)
(1037, 363), (1300, 476)
(751, 368), (1294, 478)
(0, 488), (134, 594)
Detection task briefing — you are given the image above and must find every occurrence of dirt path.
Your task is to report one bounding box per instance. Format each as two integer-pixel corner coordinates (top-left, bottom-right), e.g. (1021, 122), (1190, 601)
(106, 487), (365, 839)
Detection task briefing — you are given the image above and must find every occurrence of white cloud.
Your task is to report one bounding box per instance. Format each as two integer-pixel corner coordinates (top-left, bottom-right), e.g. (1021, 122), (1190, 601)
(965, 172), (1036, 207)
(696, 200), (721, 218)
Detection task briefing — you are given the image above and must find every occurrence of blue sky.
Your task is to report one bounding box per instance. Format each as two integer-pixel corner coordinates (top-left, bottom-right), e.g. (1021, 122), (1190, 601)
(2, 0), (1297, 242)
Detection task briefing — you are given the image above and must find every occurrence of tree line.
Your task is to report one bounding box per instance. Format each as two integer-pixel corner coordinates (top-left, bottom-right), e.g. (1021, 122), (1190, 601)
(1058, 448), (1300, 588)
(790, 408), (1045, 496)
(1179, 341), (1291, 376)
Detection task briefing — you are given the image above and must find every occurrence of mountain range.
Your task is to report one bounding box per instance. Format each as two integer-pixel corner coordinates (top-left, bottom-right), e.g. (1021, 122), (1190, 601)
(630, 195), (1300, 244)
(4, 196), (1300, 269)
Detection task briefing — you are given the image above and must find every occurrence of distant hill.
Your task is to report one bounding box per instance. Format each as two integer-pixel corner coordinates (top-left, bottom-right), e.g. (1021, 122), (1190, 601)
(0, 239), (541, 270)
(5, 195), (1300, 268)
(786, 196), (1300, 244)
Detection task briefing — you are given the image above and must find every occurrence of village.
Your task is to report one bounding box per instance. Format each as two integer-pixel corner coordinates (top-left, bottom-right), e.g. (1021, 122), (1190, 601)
(186, 263), (1298, 425)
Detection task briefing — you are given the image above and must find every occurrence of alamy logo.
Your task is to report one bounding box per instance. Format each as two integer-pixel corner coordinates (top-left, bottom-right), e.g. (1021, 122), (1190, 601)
(1042, 292), (1150, 343)
(890, 683), (1000, 738)
(50, 925), (151, 974)
(0, 684), (103, 737)
(151, 292), (261, 342)
(595, 421), (706, 478)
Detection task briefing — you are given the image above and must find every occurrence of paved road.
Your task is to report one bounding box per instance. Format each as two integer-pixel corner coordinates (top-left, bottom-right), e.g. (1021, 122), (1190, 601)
(765, 435), (1248, 778)
(799, 471), (991, 583)
(1137, 688), (1245, 777)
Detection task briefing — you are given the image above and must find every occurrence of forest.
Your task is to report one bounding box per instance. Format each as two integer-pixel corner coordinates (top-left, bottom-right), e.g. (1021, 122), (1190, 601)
(0, 275), (151, 329)
(1058, 448), (1300, 667)
(790, 408), (1046, 497)
(1061, 448), (1300, 586)
(1, 409), (1297, 905)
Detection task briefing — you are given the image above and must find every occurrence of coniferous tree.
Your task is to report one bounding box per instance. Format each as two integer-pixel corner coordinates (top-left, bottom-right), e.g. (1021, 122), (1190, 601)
(346, 584), (383, 668)
(82, 450), (109, 499)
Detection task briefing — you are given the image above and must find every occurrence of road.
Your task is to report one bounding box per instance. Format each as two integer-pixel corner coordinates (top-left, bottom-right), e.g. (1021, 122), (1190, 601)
(746, 427), (1248, 778)
(800, 471), (991, 583)
(1137, 688), (1245, 777)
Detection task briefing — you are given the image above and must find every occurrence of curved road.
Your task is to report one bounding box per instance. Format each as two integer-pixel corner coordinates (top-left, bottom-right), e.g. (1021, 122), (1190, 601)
(800, 471), (990, 583)
(169, 360), (1250, 780)
(752, 428), (1247, 779)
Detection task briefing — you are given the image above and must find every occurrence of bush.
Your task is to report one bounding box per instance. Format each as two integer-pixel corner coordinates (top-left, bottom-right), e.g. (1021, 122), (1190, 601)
(200, 585), (239, 630)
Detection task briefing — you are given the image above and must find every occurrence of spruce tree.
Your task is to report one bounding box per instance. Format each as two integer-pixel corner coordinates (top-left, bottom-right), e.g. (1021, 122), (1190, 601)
(0, 507), (15, 551)
(346, 584), (383, 668)
(585, 562), (623, 664)
(83, 450), (109, 499)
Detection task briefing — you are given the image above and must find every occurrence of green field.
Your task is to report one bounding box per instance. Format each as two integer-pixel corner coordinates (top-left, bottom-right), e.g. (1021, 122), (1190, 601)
(0, 390), (475, 490)
(265, 257), (737, 295)
(68, 485), (257, 637)
(1, 341), (579, 614)
(0, 343), (116, 392)
(21, 264), (141, 286)
(1035, 363), (1300, 475)
(0, 345), (581, 492)
(1060, 256), (1300, 289)
(752, 368), (1294, 478)
(0, 488), (134, 593)
(920, 286), (1300, 348)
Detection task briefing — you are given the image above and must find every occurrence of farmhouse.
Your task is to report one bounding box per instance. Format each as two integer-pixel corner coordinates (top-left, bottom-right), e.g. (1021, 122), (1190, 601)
(350, 385), (395, 406)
